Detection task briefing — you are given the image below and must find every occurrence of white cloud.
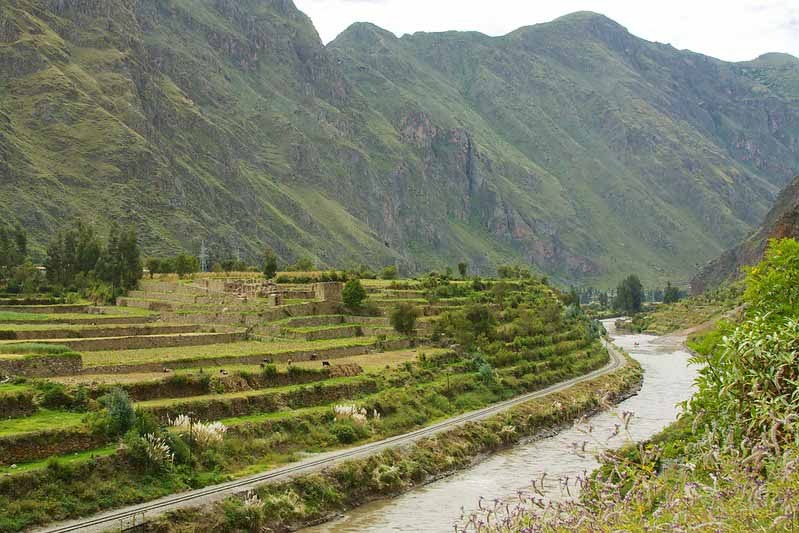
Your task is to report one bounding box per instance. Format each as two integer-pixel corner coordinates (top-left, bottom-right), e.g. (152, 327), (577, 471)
(294, 0), (799, 61)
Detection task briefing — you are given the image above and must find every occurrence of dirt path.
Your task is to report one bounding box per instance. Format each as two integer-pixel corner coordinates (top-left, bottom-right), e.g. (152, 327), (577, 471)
(37, 342), (626, 533)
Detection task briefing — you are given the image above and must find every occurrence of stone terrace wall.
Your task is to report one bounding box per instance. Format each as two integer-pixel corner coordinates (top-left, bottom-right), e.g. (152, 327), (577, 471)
(0, 429), (107, 465)
(160, 301), (340, 327)
(0, 390), (36, 418)
(0, 354), (82, 377)
(84, 339), (411, 375)
(145, 379), (379, 423)
(0, 304), (90, 314)
(50, 330), (246, 352)
(0, 324), (200, 341)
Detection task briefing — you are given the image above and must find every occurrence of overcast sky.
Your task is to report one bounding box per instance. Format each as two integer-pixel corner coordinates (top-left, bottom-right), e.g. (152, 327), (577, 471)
(293, 0), (799, 62)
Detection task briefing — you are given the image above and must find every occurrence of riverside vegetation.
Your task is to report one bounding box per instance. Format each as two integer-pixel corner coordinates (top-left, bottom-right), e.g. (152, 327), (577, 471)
(0, 254), (628, 532)
(457, 238), (799, 531)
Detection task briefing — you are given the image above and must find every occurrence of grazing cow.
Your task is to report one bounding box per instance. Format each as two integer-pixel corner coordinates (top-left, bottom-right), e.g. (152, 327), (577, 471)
(287, 359), (293, 366)
(322, 361), (331, 367)
(220, 369), (229, 376)
(263, 358), (272, 364)
(163, 368), (172, 373)
(310, 354), (318, 361)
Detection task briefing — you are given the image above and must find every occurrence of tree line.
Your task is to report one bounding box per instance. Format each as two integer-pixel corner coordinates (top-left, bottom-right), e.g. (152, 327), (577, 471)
(45, 221), (142, 301)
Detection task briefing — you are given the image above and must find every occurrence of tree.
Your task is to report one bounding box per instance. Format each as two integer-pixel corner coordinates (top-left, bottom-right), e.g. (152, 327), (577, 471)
(118, 227), (143, 290)
(598, 291), (609, 308)
(145, 258), (161, 278)
(567, 287), (581, 309)
(390, 303), (420, 335)
(663, 282), (682, 304)
(379, 265), (398, 280)
(613, 274), (643, 314)
(263, 249), (278, 279)
(289, 257), (314, 271)
(174, 254), (199, 278)
(458, 262), (468, 279)
(342, 278), (367, 309)
(99, 388), (136, 437)
(75, 222), (101, 274)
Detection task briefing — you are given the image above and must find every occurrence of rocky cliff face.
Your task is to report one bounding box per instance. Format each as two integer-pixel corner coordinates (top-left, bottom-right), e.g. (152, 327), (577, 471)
(1, 3), (798, 285)
(691, 176), (799, 293)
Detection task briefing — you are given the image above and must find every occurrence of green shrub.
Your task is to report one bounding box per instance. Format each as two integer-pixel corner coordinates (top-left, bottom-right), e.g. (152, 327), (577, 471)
(261, 363), (278, 379)
(342, 279), (367, 310)
(221, 497), (264, 530)
(390, 303), (420, 336)
(124, 432), (174, 473)
(98, 388), (136, 436)
(35, 382), (73, 409)
(478, 362), (495, 384)
(379, 265), (398, 280)
(131, 408), (160, 436)
(331, 420), (369, 444)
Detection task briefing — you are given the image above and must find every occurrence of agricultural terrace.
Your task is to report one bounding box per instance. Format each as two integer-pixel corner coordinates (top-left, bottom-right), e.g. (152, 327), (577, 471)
(0, 271), (607, 532)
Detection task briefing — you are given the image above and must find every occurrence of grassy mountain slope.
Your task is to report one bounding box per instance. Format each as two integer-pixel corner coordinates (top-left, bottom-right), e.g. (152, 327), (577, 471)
(1, 3), (798, 285)
(691, 175), (799, 293)
(330, 13), (799, 284)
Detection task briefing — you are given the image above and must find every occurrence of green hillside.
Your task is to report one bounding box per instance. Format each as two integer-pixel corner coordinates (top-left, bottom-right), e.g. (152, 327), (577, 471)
(1, 2), (798, 286)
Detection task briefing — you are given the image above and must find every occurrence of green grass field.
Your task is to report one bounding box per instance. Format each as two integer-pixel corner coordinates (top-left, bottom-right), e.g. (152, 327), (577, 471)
(0, 410), (85, 437)
(82, 336), (399, 367)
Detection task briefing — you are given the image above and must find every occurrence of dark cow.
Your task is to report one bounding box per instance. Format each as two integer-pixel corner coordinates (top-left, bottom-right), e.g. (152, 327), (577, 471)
(322, 361), (331, 367)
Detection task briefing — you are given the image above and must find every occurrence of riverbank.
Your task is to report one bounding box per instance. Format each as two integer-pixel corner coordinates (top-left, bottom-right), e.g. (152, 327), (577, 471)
(144, 345), (642, 532)
(308, 322), (696, 531)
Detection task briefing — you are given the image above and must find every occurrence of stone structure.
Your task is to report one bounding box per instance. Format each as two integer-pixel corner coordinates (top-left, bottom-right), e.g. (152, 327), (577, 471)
(0, 354), (82, 378)
(314, 282), (344, 302)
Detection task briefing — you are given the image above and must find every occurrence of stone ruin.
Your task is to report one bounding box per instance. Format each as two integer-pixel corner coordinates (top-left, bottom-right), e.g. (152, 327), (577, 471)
(193, 278), (343, 306)
(221, 279), (278, 299)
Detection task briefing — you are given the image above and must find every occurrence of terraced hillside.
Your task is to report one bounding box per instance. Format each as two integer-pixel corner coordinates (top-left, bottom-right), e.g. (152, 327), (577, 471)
(1, 1), (798, 284)
(0, 274), (612, 531)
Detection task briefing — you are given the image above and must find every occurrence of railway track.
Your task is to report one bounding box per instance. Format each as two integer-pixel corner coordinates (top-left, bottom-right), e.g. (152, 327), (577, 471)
(39, 340), (626, 533)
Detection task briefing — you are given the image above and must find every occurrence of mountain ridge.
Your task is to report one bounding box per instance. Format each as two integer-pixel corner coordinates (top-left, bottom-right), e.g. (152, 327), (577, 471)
(691, 175), (799, 293)
(1, 0), (798, 285)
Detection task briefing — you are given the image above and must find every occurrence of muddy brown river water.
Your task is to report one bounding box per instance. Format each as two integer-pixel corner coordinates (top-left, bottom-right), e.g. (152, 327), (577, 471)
(304, 320), (698, 532)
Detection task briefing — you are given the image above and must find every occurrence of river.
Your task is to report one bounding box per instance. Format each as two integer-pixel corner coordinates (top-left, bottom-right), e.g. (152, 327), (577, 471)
(304, 320), (698, 532)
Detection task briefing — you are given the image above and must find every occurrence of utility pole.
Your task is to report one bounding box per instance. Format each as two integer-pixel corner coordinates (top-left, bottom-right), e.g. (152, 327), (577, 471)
(199, 241), (209, 273)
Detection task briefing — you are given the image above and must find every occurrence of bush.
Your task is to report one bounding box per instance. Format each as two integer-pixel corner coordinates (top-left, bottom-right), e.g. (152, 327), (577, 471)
(221, 496), (264, 530)
(379, 265), (398, 280)
(261, 363), (278, 378)
(478, 362), (495, 384)
(35, 382), (74, 409)
(390, 303), (420, 336)
(98, 388), (136, 437)
(132, 408), (160, 437)
(342, 279), (367, 310)
(124, 432), (174, 472)
(331, 420), (369, 444)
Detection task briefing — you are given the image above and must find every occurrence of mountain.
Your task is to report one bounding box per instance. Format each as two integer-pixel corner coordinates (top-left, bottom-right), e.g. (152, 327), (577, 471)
(1, 2), (798, 285)
(691, 175), (799, 293)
